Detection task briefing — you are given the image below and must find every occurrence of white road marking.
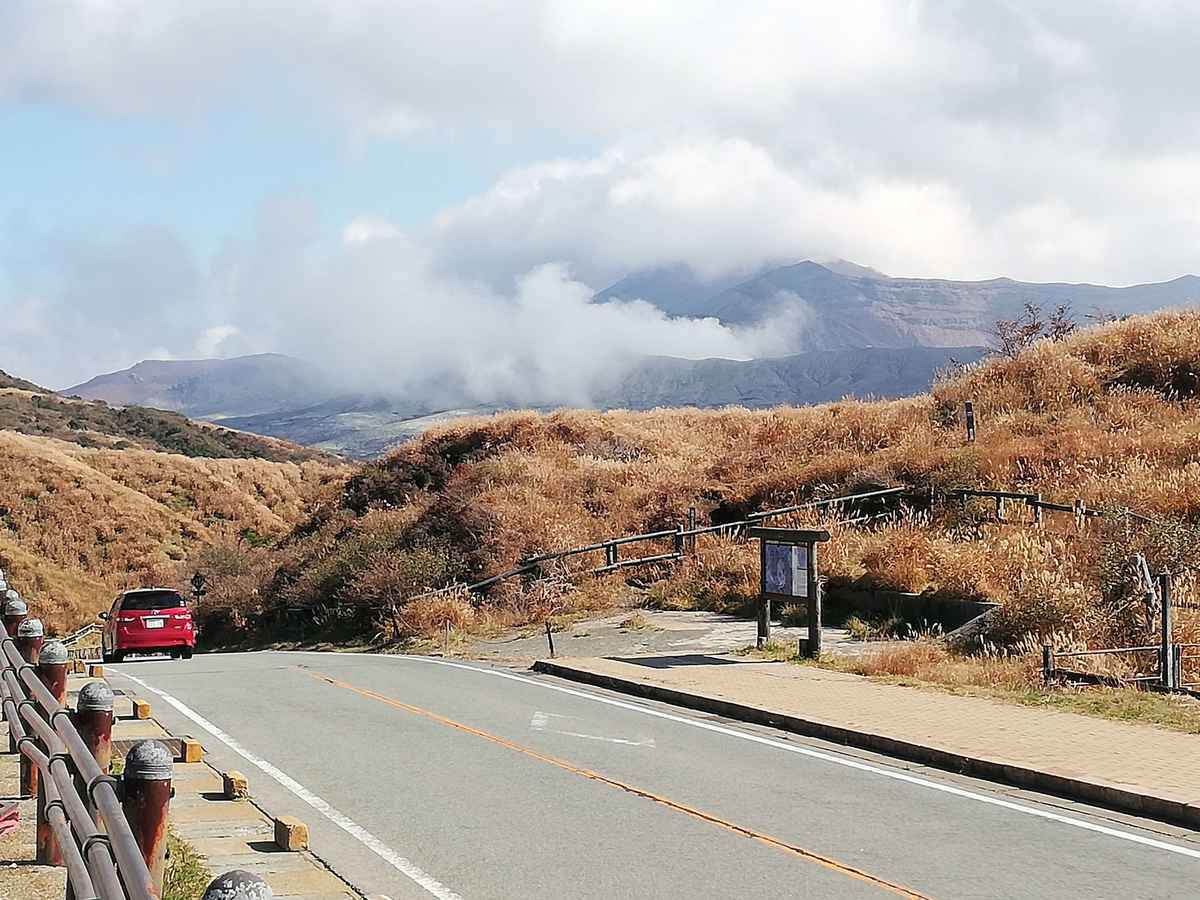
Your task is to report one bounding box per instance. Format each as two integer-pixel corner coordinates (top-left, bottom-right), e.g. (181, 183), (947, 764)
(302, 651), (1200, 863)
(529, 710), (655, 747)
(112, 668), (463, 900)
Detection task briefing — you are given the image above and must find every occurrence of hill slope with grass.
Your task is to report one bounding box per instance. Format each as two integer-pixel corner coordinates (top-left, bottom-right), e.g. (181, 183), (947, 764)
(199, 311), (1200, 669)
(0, 371), (348, 632)
(0, 385), (332, 463)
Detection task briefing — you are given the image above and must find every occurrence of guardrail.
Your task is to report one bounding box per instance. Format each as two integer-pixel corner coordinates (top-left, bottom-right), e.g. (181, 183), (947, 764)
(0, 585), (269, 898)
(951, 487), (1159, 528)
(1042, 572), (1199, 698)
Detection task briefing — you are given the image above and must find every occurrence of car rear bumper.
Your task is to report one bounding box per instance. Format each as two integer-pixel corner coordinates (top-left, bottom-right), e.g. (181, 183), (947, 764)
(114, 630), (195, 650)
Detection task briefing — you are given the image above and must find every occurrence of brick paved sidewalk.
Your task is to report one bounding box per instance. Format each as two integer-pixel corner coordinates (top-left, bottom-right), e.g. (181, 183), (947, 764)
(536, 655), (1200, 827)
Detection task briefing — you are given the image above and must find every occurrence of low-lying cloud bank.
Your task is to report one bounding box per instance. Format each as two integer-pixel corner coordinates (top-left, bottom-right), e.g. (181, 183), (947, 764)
(2, 206), (804, 404)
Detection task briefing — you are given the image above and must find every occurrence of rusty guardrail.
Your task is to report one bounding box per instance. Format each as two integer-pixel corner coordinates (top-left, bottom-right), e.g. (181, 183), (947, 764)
(0, 579), (274, 899)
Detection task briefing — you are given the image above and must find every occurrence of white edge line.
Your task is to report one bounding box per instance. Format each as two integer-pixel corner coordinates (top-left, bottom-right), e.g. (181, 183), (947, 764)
(113, 668), (464, 900)
(297, 651), (1200, 863)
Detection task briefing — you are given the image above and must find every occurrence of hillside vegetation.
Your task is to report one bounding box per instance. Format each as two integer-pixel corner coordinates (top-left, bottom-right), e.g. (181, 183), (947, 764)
(0, 387), (331, 463)
(0, 430), (344, 632)
(197, 311), (1200, 665)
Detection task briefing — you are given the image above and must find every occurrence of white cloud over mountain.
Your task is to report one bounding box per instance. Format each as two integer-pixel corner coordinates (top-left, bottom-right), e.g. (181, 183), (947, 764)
(4, 1), (1200, 389)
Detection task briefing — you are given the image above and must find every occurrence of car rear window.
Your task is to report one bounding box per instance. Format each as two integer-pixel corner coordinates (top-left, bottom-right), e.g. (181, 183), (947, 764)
(121, 590), (185, 611)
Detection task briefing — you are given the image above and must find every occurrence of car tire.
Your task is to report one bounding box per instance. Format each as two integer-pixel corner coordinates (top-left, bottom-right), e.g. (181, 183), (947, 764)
(112, 651), (125, 663)
(181, 647), (193, 660)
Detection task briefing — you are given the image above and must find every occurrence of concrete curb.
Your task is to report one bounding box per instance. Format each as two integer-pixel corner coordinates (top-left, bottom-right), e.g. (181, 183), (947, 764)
(532, 659), (1200, 830)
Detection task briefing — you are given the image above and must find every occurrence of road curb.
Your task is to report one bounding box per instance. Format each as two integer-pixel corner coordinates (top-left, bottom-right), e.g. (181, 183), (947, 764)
(532, 659), (1200, 830)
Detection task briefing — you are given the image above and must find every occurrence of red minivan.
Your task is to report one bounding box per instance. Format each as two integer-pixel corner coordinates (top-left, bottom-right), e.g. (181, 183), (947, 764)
(100, 588), (196, 662)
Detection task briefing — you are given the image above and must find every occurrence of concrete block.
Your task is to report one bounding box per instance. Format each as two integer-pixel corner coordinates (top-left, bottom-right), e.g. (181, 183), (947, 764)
(180, 738), (203, 763)
(132, 698), (152, 719)
(274, 815), (309, 851)
(222, 770), (249, 800)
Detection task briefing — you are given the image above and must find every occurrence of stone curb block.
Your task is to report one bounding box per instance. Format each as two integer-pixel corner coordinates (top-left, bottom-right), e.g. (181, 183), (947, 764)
(532, 660), (1200, 830)
(274, 815), (309, 851)
(222, 770), (249, 800)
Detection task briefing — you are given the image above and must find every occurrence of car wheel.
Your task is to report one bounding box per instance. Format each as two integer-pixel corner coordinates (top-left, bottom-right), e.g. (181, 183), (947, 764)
(181, 647), (193, 660)
(111, 651), (124, 663)
(169, 649), (181, 659)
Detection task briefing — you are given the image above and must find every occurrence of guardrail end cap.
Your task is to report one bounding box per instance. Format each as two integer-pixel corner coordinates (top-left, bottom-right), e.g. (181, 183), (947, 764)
(77, 680), (115, 711)
(39, 640), (68, 665)
(16, 618), (43, 637)
(124, 739), (173, 780)
(203, 870), (273, 900)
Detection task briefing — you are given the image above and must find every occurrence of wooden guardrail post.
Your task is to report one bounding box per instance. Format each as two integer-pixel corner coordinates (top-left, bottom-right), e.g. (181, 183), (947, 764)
(964, 400), (976, 442)
(122, 740), (174, 895)
(1042, 645), (1054, 686)
(1073, 499), (1085, 530)
(1032, 493), (1043, 528)
(687, 507), (697, 552)
(1158, 573), (1174, 689)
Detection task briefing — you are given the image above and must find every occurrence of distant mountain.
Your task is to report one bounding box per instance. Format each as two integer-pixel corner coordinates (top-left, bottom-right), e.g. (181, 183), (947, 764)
(700, 262), (1200, 349)
(595, 345), (987, 410)
(594, 262), (774, 317)
(594, 261), (1200, 351)
(65, 353), (334, 419)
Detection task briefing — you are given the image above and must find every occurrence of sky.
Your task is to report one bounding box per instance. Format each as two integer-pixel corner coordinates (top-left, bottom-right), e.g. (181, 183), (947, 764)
(3, 1), (1200, 392)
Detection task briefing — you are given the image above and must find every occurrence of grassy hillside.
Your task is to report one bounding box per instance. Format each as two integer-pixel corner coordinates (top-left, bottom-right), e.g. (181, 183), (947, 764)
(0, 387), (332, 463)
(202, 311), (1200, 665)
(0, 430), (344, 632)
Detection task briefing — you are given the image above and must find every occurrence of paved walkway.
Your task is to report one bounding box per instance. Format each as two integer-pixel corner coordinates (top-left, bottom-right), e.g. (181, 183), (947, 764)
(1, 672), (360, 900)
(536, 655), (1200, 826)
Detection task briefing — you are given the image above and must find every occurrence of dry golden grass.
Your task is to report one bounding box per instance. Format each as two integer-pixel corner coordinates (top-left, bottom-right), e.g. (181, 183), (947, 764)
(0, 431), (344, 633)
(240, 311), (1200, 674)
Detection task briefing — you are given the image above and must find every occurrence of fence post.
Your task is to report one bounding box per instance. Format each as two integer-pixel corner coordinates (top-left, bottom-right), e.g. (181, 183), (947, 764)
(1073, 499), (1085, 530)
(1173, 645), (1184, 690)
(73, 681), (115, 805)
(673, 525), (684, 557)
(15, 616), (44, 665)
(687, 507), (697, 553)
(122, 740), (174, 896)
(13, 618), (45, 759)
(1158, 573), (1174, 689)
(995, 496), (1005, 522)
(964, 400), (976, 442)
(1042, 645), (1054, 686)
(1033, 493), (1043, 529)
(35, 641), (68, 866)
(1, 596), (27, 640)
(604, 543), (617, 568)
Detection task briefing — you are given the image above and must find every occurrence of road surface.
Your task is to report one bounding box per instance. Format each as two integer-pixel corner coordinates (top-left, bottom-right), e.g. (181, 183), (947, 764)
(109, 652), (1199, 899)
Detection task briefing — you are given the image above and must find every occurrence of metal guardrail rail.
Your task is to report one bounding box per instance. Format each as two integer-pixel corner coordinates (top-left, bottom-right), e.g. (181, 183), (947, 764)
(1, 584), (270, 899)
(0, 616), (156, 900)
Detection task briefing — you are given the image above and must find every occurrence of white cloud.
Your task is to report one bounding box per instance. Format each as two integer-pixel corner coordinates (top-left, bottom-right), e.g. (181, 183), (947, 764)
(6, 1), (1200, 390)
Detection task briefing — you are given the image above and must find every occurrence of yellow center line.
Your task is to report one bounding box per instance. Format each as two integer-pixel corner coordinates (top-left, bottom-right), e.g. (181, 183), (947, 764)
(299, 666), (933, 899)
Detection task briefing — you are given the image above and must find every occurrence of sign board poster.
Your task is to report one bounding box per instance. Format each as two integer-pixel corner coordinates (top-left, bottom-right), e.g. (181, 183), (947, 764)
(764, 541), (808, 598)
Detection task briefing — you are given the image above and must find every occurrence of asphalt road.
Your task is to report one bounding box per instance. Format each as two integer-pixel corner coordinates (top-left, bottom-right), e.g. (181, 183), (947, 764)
(109, 652), (1200, 899)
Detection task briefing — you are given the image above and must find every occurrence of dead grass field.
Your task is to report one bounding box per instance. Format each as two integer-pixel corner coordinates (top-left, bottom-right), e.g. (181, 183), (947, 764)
(0, 430), (344, 632)
(190, 311), (1200, 678)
